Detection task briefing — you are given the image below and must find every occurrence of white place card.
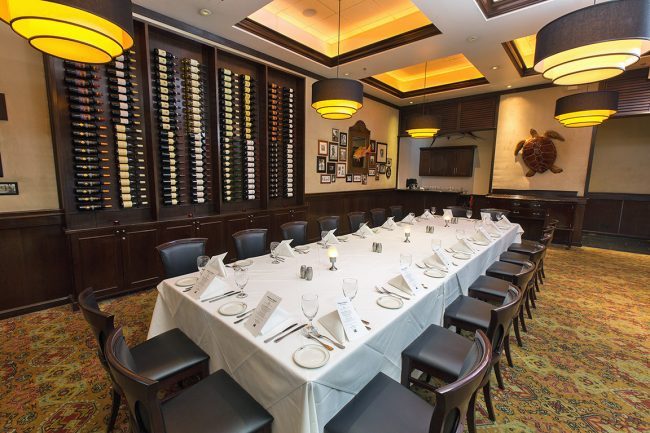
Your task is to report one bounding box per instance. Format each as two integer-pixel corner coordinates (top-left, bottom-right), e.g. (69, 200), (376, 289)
(206, 252), (228, 278)
(336, 297), (368, 341)
(434, 248), (453, 268)
(401, 269), (423, 294)
(245, 291), (282, 337)
(191, 268), (228, 301)
(275, 239), (295, 257)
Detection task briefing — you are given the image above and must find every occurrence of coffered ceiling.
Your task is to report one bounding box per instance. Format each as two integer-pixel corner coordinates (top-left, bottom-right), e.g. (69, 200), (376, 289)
(132, 0), (643, 106)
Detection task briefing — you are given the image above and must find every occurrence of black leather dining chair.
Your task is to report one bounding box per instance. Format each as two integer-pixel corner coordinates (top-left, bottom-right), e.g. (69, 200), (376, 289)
(402, 288), (520, 433)
(369, 208), (387, 227)
(233, 229), (268, 260)
(280, 221), (308, 246)
(449, 206), (468, 217)
(388, 205), (404, 221)
(317, 216), (340, 233)
(325, 330), (491, 433)
(156, 238), (207, 279)
(480, 208), (510, 221)
(105, 327), (273, 433)
(78, 288), (209, 433)
(346, 211), (366, 232)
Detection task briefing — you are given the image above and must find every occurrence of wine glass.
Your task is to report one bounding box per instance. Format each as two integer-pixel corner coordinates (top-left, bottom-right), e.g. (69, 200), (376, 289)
(196, 255), (209, 272)
(431, 239), (442, 252)
(270, 241), (280, 264)
(431, 207), (437, 216)
(320, 230), (329, 249)
(301, 294), (319, 333)
(400, 253), (412, 270)
(342, 278), (358, 302)
(235, 267), (249, 298)
(466, 209), (473, 219)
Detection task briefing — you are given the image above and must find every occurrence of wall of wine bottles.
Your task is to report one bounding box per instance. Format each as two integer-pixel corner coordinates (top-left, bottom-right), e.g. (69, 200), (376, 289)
(45, 19), (304, 229)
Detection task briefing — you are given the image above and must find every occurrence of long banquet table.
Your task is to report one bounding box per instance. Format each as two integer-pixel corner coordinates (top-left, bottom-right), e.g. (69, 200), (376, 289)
(148, 217), (522, 433)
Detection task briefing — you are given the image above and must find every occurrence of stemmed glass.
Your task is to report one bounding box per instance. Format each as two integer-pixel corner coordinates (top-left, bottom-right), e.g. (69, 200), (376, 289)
(270, 241), (280, 264)
(466, 209), (473, 219)
(400, 253), (412, 270)
(196, 255), (209, 273)
(301, 294), (319, 333)
(320, 231), (329, 249)
(431, 207), (437, 217)
(342, 278), (358, 303)
(235, 267), (249, 298)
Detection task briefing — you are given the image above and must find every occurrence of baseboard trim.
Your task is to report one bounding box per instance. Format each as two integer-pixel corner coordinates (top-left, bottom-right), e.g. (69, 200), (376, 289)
(0, 296), (73, 320)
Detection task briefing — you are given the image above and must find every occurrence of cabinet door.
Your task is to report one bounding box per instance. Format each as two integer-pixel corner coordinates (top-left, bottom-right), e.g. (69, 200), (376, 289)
(121, 226), (161, 290)
(251, 213), (272, 231)
(225, 216), (250, 258)
(197, 219), (226, 256)
(159, 220), (195, 243)
(453, 148), (475, 177)
(432, 149), (451, 176)
(419, 150), (432, 176)
(271, 210), (293, 242)
(72, 229), (123, 298)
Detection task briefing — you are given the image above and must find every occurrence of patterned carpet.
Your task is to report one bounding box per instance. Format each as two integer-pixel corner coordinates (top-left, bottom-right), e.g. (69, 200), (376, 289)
(0, 246), (648, 432)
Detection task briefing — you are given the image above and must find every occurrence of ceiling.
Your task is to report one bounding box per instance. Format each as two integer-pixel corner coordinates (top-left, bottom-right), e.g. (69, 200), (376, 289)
(132, 0), (649, 106)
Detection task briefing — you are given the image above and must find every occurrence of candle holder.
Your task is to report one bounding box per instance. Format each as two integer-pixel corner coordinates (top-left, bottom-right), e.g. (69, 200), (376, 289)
(329, 257), (338, 271)
(328, 247), (338, 271)
(404, 232), (411, 243)
(444, 217), (451, 227)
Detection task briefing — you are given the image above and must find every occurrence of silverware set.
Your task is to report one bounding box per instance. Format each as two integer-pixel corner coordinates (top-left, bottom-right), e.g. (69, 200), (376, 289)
(234, 308), (255, 324)
(375, 285), (411, 301)
(201, 290), (240, 303)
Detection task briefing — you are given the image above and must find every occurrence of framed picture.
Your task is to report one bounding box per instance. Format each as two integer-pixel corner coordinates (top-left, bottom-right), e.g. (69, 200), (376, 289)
(368, 168), (376, 176)
(368, 154), (376, 167)
(338, 147), (347, 162)
(331, 175), (336, 183)
(316, 156), (327, 173)
(346, 174), (353, 183)
(318, 140), (328, 156)
(370, 140), (376, 153)
(336, 163), (347, 178)
(377, 142), (388, 163)
(387, 157), (392, 166)
(331, 128), (339, 142)
(362, 174), (368, 185)
(386, 166), (392, 179)
(328, 142), (338, 161)
(375, 172), (380, 181)
(378, 164), (386, 174)
(327, 162), (336, 174)
(339, 132), (347, 147)
(320, 174), (332, 184)
(0, 182), (18, 195)
(353, 174), (362, 182)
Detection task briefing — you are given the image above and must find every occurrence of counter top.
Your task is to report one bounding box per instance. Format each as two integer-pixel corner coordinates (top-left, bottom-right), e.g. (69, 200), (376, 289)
(487, 194), (588, 204)
(396, 189), (463, 194)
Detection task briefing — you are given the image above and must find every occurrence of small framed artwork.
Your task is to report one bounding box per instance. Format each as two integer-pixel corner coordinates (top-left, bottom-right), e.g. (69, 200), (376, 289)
(331, 128), (339, 142)
(336, 163), (347, 178)
(327, 162), (336, 174)
(331, 175), (336, 183)
(316, 156), (327, 173)
(328, 142), (338, 161)
(368, 168), (376, 176)
(387, 157), (392, 166)
(378, 164), (386, 174)
(346, 174), (353, 183)
(386, 166), (392, 179)
(375, 172), (380, 181)
(368, 154), (376, 168)
(338, 147), (347, 162)
(0, 182), (18, 195)
(362, 174), (368, 185)
(318, 140), (328, 156)
(370, 140), (376, 153)
(339, 132), (347, 147)
(353, 174), (362, 182)
(321, 174), (332, 184)
(377, 142), (388, 163)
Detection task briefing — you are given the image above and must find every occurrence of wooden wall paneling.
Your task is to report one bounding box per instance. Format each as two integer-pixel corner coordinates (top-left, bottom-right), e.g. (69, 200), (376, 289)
(195, 217), (226, 256)
(70, 227), (124, 298)
(158, 219), (195, 244)
(619, 199), (650, 238)
(458, 97), (498, 131)
(602, 68), (650, 117)
(583, 198), (622, 233)
(121, 224), (162, 290)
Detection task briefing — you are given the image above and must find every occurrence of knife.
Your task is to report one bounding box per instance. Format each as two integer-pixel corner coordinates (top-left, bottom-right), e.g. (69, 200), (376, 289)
(236, 308), (255, 318)
(208, 291), (240, 303)
(201, 291), (236, 303)
(264, 323), (298, 343)
(234, 312), (254, 324)
(274, 324), (307, 343)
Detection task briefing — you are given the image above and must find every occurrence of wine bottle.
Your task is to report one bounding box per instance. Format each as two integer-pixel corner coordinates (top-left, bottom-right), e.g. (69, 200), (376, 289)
(65, 69), (98, 79)
(107, 69), (137, 80)
(68, 95), (101, 105)
(108, 77), (137, 87)
(109, 93), (140, 103)
(70, 104), (103, 113)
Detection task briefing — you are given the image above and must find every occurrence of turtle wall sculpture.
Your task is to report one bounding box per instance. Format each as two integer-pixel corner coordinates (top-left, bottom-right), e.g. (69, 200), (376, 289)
(515, 129), (565, 177)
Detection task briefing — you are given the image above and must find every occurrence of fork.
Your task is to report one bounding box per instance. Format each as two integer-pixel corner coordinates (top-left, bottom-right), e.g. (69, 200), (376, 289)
(301, 328), (333, 351)
(375, 285), (410, 300)
(311, 330), (345, 349)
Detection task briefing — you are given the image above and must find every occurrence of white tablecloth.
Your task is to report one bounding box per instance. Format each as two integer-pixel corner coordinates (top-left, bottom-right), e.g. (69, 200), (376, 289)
(148, 217), (522, 433)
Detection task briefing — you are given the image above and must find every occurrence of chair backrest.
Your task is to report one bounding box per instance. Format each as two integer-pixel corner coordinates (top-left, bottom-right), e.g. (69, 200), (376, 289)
(428, 330), (491, 433)
(480, 208), (509, 221)
(369, 208), (387, 227)
(449, 206), (468, 218)
(233, 229), (268, 260)
(317, 216), (340, 233)
(486, 286), (522, 358)
(347, 211), (367, 232)
(78, 287), (115, 368)
(280, 221), (308, 246)
(105, 327), (165, 433)
(389, 205), (404, 221)
(155, 238), (207, 279)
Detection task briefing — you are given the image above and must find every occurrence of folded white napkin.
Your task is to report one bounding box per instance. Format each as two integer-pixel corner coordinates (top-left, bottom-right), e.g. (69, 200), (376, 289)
(484, 220), (501, 236)
(451, 239), (474, 254)
(401, 213), (415, 224)
(206, 252), (228, 278)
(323, 229), (339, 244)
(423, 253), (448, 271)
(275, 239), (295, 257)
(259, 308), (291, 335)
(471, 229), (490, 244)
(318, 310), (346, 344)
(443, 209), (454, 220)
(496, 218), (511, 230)
(382, 217), (396, 229)
(480, 211), (492, 222)
(421, 210), (433, 219)
(199, 276), (229, 301)
(356, 223), (375, 238)
(387, 274), (414, 295)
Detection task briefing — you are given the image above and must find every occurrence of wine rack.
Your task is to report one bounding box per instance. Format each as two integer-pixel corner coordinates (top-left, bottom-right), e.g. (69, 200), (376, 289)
(268, 82), (296, 199)
(219, 68), (258, 203)
(106, 50), (148, 209)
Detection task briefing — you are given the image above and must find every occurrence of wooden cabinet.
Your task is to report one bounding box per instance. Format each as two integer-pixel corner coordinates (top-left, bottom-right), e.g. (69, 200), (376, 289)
(419, 146), (475, 177)
(270, 206), (308, 241)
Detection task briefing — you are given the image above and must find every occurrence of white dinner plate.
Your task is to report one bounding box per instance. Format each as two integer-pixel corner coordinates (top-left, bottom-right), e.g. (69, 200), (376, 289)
(175, 277), (198, 287)
(235, 259), (253, 268)
(452, 252), (472, 260)
(295, 245), (310, 252)
(424, 269), (446, 278)
(293, 344), (330, 369)
(337, 236), (348, 241)
(218, 301), (247, 316)
(377, 295), (403, 309)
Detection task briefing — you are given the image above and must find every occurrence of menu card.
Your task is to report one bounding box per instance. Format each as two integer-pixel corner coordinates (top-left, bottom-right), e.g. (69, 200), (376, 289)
(206, 252), (228, 278)
(401, 269), (423, 294)
(245, 291), (282, 337)
(275, 239), (295, 257)
(336, 297), (368, 341)
(433, 247), (453, 268)
(191, 268), (229, 301)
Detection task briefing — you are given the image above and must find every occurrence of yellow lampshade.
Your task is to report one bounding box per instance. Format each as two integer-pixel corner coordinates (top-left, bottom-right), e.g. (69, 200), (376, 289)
(312, 79), (363, 120)
(405, 114), (441, 138)
(554, 91), (618, 128)
(534, 0), (650, 85)
(0, 0), (134, 64)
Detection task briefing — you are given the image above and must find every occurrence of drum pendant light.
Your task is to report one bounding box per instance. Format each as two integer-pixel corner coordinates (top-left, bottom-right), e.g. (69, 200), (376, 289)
(534, 0), (650, 85)
(0, 0), (134, 64)
(311, 0), (363, 120)
(554, 91), (618, 128)
(406, 61), (441, 138)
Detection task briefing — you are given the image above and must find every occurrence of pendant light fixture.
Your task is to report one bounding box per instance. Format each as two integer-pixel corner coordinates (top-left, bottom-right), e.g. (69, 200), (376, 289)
(554, 91), (618, 128)
(311, 0), (363, 120)
(406, 61), (441, 138)
(534, 0), (650, 85)
(0, 0), (134, 64)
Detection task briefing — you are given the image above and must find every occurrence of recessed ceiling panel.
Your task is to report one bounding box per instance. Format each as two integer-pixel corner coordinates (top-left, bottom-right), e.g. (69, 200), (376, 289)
(503, 33), (538, 76)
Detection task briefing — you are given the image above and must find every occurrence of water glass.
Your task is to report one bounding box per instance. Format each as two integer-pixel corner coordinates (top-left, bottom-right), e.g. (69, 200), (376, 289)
(196, 255), (210, 272)
(301, 294), (319, 333)
(342, 278), (358, 301)
(431, 239), (442, 252)
(235, 267), (249, 298)
(431, 207), (437, 216)
(466, 209), (473, 219)
(400, 253), (412, 270)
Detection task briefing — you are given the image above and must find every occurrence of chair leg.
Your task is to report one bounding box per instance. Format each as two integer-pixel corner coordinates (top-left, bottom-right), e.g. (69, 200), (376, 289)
(494, 361), (505, 390)
(467, 391), (477, 433)
(530, 288), (537, 309)
(483, 381), (496, 421)
(525, 293), (533, 320)
(534, 276), (540, 292)
(541, 261), (546, 279)
(513, 316), (523, 347)
(107, 388), (121, 433)
(504, 336), (514, 367)
(519, 305), (528, 333)
(400, 356), (412, 387)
